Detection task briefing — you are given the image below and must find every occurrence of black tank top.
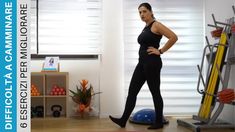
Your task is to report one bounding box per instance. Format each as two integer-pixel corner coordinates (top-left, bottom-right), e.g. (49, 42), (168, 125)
(137, 21), (162, 58)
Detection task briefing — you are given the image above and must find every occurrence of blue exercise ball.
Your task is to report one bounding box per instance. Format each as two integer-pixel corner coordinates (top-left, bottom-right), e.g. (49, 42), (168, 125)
(129, 108), (169, 125)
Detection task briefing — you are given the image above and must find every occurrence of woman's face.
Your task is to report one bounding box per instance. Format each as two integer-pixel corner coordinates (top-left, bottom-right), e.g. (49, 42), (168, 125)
(138, 6), (153, 22)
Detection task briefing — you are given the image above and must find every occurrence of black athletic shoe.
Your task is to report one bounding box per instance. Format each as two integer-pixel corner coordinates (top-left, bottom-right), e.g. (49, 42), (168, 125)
(163, 117), (169, 125)
(109, 115), (126, 128)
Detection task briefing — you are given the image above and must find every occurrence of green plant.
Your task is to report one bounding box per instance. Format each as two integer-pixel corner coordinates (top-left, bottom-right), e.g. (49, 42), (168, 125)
(69, 80), (101, 109)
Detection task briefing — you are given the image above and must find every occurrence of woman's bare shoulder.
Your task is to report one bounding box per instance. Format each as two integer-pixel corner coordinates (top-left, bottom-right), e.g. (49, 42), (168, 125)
(152, 21), (164, 34)
(153, 21), (164, 28)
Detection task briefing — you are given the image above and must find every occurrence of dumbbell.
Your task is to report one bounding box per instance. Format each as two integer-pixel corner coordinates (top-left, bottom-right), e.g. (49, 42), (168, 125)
(51, 105), (62, 117)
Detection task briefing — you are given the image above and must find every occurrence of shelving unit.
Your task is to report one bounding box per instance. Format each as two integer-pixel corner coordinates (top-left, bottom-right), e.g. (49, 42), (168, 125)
(31, 72), (69, 118)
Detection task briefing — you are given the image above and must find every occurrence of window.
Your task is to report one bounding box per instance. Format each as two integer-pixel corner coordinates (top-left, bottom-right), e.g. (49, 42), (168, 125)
(124, 0), (204, 115)
(30, 0), (37, 54)
(30, 0), (102, 55)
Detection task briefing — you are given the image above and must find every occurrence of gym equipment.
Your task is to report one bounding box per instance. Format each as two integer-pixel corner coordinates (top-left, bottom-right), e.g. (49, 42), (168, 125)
(218, 89), (235, 103)
(177, 8), (235, 132)
(232, 24), (235, 33)
(31, 84), (40, 96)
(50, 85), (66, 96)
(198, 31), (228, 119)
(31, 107), (37, 118)
(129, 109), (169, 125)
(35, 105), (44, 117)
(211, 28), (223, 38)
(51, 105), (62, 117)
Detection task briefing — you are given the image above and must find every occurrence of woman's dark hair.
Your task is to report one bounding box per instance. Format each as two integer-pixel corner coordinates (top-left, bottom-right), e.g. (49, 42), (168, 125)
(138, 2), (152, 12)
(138, 3), (155, 19)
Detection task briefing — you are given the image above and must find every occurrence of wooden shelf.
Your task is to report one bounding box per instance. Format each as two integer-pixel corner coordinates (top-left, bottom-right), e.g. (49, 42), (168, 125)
(45, 95), (67, 98)
(31, 72), (69, 119)
(31, 96), (44, 98)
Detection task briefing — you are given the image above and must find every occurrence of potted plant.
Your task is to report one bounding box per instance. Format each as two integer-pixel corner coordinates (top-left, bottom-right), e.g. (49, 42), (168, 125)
(69, 79), (101, 117)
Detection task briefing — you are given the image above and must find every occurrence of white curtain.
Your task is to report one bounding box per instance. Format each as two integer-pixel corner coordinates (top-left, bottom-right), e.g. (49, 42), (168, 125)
(30, 0), (37, 54)
(31, 0), (102, 55)
(124, 0), (204, 115)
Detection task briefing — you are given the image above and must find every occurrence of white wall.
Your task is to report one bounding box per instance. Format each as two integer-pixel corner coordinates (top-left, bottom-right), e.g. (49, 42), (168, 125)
(100, 0), (124, 117)
(204, 0), (235, 124)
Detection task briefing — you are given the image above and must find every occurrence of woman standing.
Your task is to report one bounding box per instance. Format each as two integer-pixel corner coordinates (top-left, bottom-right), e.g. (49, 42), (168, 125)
(109, 2), (178, 129)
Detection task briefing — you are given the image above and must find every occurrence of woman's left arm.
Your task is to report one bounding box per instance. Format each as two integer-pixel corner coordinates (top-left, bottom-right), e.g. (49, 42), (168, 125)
(154, 22), (178, 54)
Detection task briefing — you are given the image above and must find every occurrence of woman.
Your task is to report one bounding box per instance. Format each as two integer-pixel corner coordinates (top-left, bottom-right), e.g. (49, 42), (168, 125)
(109, 2), (178, 129)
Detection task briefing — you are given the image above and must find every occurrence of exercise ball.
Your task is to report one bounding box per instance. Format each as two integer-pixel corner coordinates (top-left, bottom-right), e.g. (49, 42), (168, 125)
(129, 108), (169, 125)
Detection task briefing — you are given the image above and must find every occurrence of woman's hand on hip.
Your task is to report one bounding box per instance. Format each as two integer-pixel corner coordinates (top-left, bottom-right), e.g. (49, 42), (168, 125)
(147, 46), (161, 55)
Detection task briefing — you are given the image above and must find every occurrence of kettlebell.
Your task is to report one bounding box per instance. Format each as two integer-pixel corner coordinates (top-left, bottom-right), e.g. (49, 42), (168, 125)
(51, 105), (62, 117)
(31, 107), (37, 118)
(35, 105), (44, 117)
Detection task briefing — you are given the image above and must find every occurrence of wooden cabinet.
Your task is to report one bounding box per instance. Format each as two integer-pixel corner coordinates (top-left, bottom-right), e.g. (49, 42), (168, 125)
(31, 72), (69, 118)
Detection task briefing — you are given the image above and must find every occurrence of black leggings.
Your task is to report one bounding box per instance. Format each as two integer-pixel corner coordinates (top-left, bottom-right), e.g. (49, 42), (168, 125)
(121, 57), (163, 124)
